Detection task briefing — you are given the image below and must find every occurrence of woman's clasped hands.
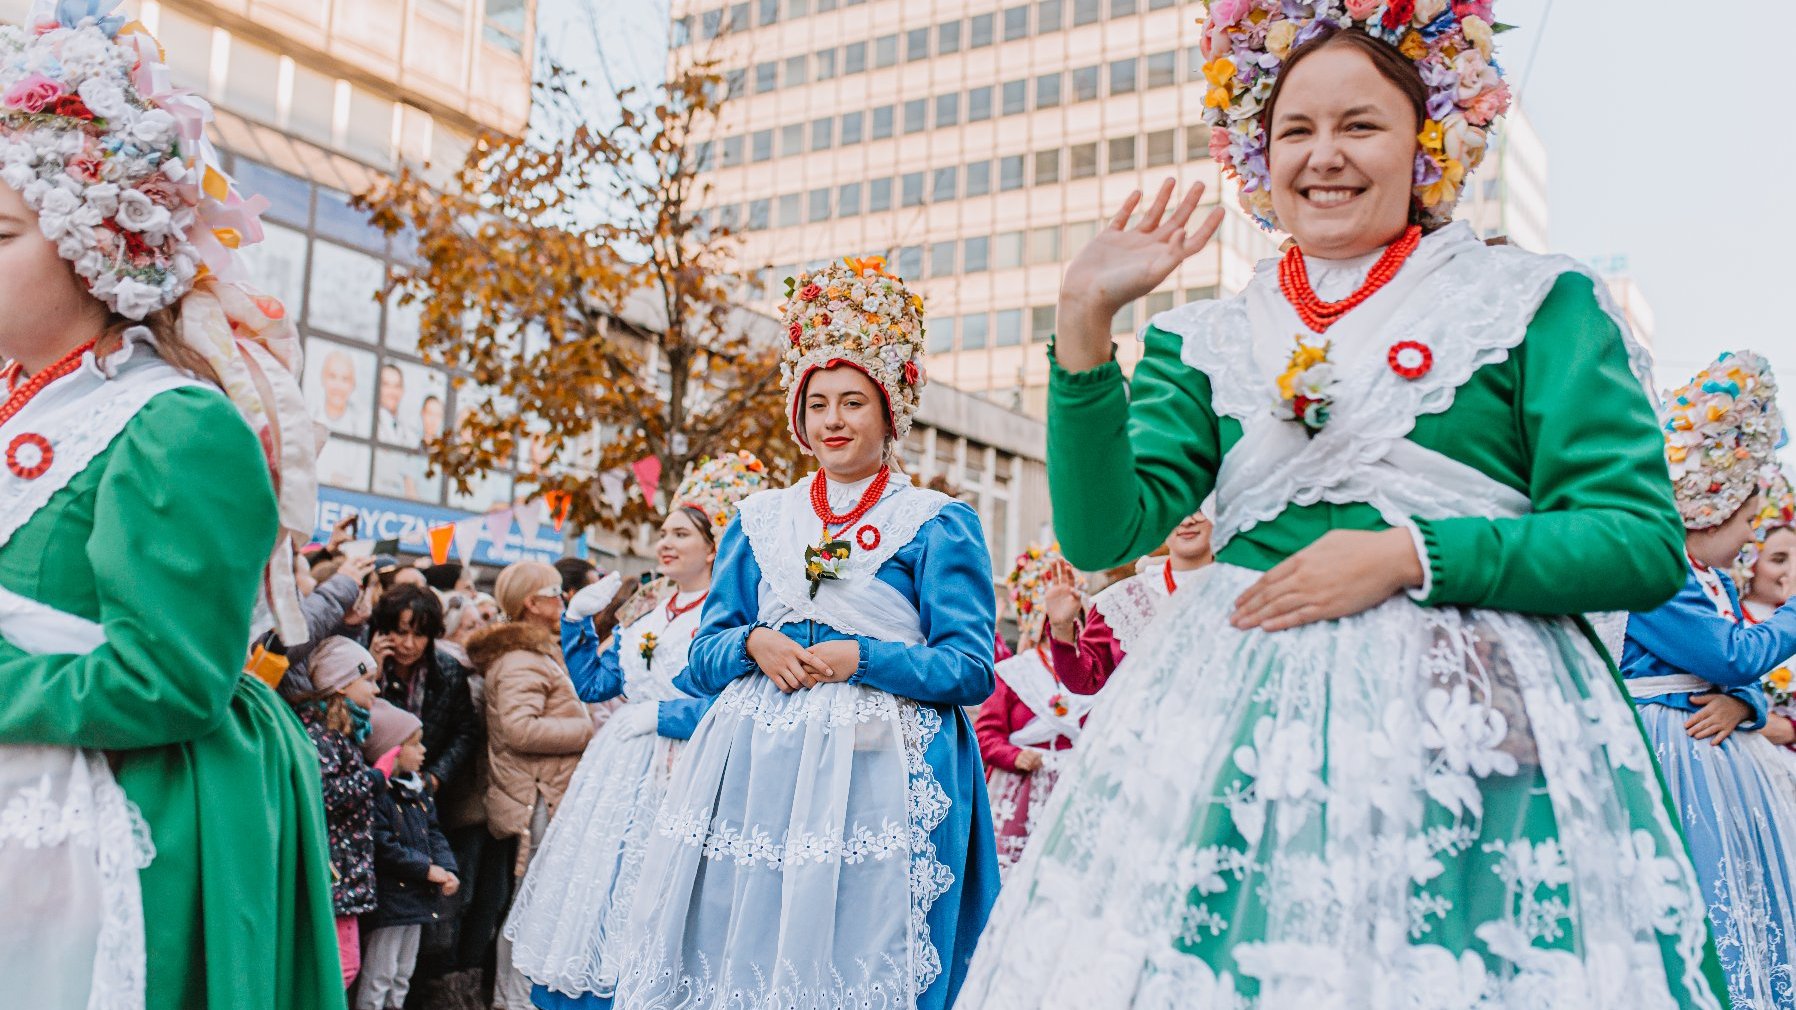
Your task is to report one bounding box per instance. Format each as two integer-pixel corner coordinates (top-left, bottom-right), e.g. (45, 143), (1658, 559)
(747, 627), (860, 693)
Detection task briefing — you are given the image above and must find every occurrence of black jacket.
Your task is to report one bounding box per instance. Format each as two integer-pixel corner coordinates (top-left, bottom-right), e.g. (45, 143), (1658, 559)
(379, 645), (482, 803)
(368, 773), (458, 928)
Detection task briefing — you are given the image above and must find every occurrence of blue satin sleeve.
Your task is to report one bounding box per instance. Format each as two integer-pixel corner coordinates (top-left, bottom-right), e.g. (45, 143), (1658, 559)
(1623, 570), (1796, 729)
(562, 618), (625, 704)
(657, 695), (718, 739)
(848, 502), (997, 708)
(681, 516), (762, 697)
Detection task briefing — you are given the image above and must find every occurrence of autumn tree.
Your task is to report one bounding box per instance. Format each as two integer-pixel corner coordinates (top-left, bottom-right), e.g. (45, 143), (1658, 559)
(354, 55), (797, 531)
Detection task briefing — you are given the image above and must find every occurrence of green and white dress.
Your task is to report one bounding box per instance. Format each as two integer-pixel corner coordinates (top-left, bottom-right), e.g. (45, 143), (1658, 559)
(0, 341), (343, 1010)
(956, 224), (1728, 1009)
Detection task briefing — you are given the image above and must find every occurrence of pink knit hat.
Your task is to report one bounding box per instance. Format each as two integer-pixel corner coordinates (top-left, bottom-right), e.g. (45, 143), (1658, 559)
(361, 699), (422, 762)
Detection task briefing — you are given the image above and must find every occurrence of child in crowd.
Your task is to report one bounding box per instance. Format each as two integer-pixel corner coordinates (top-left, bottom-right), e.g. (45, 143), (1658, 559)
(293, 638), (384, 990)
(357, 701), (460, 1010)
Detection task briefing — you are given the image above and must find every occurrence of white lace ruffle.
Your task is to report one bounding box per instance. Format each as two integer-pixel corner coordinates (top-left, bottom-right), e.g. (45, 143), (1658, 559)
(0, 745), (154, 1010)
(957, 562), (1721, 1010)
(1090, 572), (1167, 657)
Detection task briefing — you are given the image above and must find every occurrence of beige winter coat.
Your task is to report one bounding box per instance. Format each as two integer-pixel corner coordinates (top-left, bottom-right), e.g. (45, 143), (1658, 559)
(467, 622), (594, 855)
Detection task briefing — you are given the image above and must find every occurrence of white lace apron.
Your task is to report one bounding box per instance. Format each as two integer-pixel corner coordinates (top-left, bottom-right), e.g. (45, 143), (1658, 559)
(503, 601), (706, 999)
(1092, 564), (1182, 656)
(614, 477), (957, 1010)
(0, 348), (190, 1010)
(956, 228), (1720, 1009)
(988, 649), (1096, 872)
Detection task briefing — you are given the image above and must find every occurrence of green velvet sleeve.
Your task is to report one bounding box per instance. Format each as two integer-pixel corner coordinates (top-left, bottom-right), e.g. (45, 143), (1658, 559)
(1412, 273), (1687, 614)
(1046, 327), (1222, 571)
(0, 389), (279, 748)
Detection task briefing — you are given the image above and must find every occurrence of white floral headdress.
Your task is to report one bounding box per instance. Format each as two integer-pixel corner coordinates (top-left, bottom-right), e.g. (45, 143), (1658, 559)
(778, 256), (927, 451)
(674, 450), (770, 534)
(1662, 350), (1783, 531)
(1733, 469), (1795, 592)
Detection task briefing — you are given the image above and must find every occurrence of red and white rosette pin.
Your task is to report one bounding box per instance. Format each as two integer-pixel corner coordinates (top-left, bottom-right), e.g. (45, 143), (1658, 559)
(1387, 340), (1433, 381)
(6, 432), (52, 480)
(856, 524), (881, 551)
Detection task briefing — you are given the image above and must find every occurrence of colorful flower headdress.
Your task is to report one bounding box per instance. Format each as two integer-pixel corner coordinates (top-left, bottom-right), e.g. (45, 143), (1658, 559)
(1662, 350), (1783, 531)
(778, 256), (927, 451)
(0, 0), (273, 318)
(1734, 468), (1796, 590)
(1199, 0), (1510, 231)
(1006, 542), (1083, 647)
(673, 449), (770, 533)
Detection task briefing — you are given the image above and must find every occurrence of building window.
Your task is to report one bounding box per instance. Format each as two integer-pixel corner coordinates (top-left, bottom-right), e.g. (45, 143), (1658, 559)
(904, 99), (928, 134)
(995, 309), (1023, 347)
(780, 123), (804, 156)
(965, 235), (990, 272)
(838, 181), (862, 216)
(786, 0), (809, 13)
(970, 12), (995, 47)
(840, 110), (864, 145)
(1030, 304), (1055, 343)
(784, 55), (808, 86)
(808, 188), (831, 222)
(1003, 4), (1029, 40)
(751, 129), (773, 162)
(754, 61), (778, 92)
(871, 105), (895, 139)
(1037, 0), (1064, 31)
(482, 0), (528, 52)
(672, 15), (694, 46)
(724, 68), (746, 97)
(747, 199), (770, 230)
(994, 230), (1025, 267)
(778, 193), (801, 228)
(1146, 49), (1177, 88)
(907, 27), (930, 61)
(1108, 135), (1136, 172)
(928, 317), (956, 353)
(1028, 225), (1060, 263)
(1072, 65), (1100, 102)
(869, 177), (893, 211)
(810, 118), (832, 150)
(1187, 124), (1211, 160)
(1149, 0), (1175, 8)
(1110, 57), (1137, 94)
(1070, 142), (1098, 179)
(1066, 219), (1097, 249)
(962, 313), (989, 350)
(815, 47), (837, 79)
(1185, 285), (1219, 302)
(1110, 0), (1137, 14)
(1146, 290), (1176, 316)
(999, 155), (1025, 191)
(935, 93), (959, 128)
(1036, 72), (1062, 108)
(932, 166), (958, 201)
(965, 160), (991, 196)
(720, 134), (744, 167)
(1112, 300), (1137, 334)
(896, 245), (922, 279)
(938, 20), (962, 54)
(844, 41), (867, 73)
(756, 0), (779, 25)
(728, 3), (750, 32)
(1034, 148), (1061, 184)
(968, 86), (993, 122)
(901, 172), (926, 207)
(930, 241), (956, 277)
(874, 33), (898, 67)
(1072, 0), (1100, 24)
(1002, 79), (1028, 115)
(1145, 128), (1176, 167)
(700, 8), (723, 38)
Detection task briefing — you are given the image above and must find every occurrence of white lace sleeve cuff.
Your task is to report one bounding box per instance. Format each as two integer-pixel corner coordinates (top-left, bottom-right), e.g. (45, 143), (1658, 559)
(1403, 521), (1434, 602)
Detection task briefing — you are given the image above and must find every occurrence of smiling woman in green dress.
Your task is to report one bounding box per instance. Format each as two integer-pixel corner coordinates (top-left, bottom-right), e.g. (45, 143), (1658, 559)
(0, 4), (342, 1009)
(958, 5), (1729, 1008)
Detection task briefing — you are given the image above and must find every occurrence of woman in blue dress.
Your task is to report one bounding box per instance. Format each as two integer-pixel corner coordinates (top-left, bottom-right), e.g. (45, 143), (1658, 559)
(612, 257), (1000, 1010)
(1623, 350), (1796, 1009)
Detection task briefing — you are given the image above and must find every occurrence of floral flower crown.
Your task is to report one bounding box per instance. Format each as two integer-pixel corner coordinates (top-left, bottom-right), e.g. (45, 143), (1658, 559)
(1662, 350), (1784, 531)
(673, 449), (770, 533)
(778, 256), (927, 450)
(1199, 0), (1510, 231)
(1734, 469), (1796, 590)
(0, 0), (273, 319)
(1006, 542), (1082, 646)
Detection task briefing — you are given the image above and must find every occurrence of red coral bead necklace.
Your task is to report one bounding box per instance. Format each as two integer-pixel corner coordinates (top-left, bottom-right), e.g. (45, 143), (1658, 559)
(1278, 225), (1423, 333)
(811, 464), (891, 537)
(0, 338), (95, 428)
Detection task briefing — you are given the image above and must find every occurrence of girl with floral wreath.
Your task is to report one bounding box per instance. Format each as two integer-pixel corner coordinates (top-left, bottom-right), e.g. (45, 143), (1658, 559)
(0, 2), (341, 1008)
(958, 3), (1728, 1006)
(611, 258), (1001, 1010)
(504, 452), (768, 1010)
(1622, 354), (1796, 1009)
(978, 543), (1094, 872)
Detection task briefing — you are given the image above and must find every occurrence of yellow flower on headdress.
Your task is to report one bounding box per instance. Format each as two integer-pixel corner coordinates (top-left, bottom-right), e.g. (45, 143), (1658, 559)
(1419, 158), (1465, 208)
(844, 255), (889, 278)
(1399, 32), (1428, 60)
(1418, 120), (1445, 154)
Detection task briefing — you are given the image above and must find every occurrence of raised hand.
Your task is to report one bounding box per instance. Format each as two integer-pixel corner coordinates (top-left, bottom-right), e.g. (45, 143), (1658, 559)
(1055, 179), (1225, 372)
(1043, 560), (1083, 644)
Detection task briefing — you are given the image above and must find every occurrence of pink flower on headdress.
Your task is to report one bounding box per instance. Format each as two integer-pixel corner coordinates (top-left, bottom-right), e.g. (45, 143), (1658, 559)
(1452, 0), (1493, 20)
(1344, 0), (1382, 20)
(1209, 0), (1252, 27)
(4, 73), (63, 114)
(65, 154), (104, 183)
(1208, 126), (1233, 164)
(787, 322), (803, 345)
(903, 359), (920, 385)
(1462, 79), (1509, 127)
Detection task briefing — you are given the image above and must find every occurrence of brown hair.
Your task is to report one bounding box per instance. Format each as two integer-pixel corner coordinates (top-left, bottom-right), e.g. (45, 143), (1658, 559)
(95, 306), (223, 387)
(1261, 26), (1432, 227)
